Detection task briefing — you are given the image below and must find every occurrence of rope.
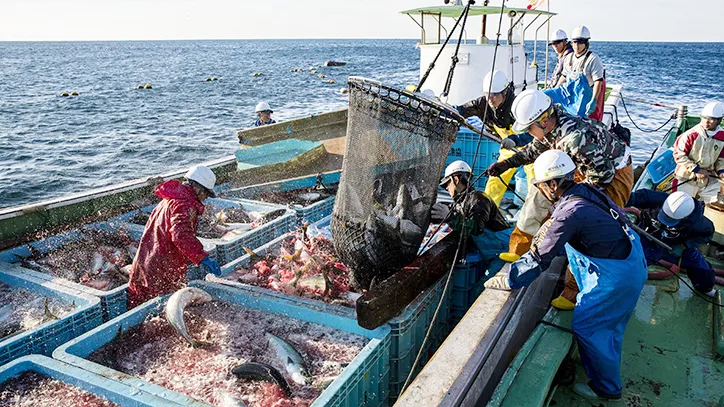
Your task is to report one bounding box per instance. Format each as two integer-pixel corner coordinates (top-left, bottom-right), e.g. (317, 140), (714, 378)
(620, 93), (676, 133)
(442, 4), (473, 97)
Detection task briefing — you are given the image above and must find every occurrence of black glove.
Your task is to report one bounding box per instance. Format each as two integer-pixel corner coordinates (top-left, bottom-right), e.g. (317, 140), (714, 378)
(430, 202), (451, 223)
(485, 161), (510, 177)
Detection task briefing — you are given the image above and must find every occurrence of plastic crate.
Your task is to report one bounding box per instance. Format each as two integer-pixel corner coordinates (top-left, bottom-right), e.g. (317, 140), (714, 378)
(54, 281), (391, 407)
(225, 172), (341, 226)
(445, 127), (501, 190)
(0, 265), (102, 366)
(0, 355), (180, 406)
(0, 222), (140, 323)
(450, 252), (484, 318)
(646, 148), (676, 187)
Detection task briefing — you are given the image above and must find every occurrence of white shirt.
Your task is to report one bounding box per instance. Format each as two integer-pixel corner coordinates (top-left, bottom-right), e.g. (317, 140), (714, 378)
(562, 51), (605, 87)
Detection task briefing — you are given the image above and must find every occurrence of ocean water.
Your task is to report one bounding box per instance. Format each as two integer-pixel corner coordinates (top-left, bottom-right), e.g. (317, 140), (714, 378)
(0, 39), (722, 209)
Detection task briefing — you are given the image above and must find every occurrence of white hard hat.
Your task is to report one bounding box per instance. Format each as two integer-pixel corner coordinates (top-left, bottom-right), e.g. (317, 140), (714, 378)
(658, 191), (695, 227)
(701, 102), (724, 119)
(511, 89), (552, 133)
(185, 165), (216, 196)
(571, 25), (591, 40)
(532, 150), (576, 184)
(549, 29), (567, 44)
(482, 70), (508, 95)
(440, 160), (472, 186)
(255, 101), (272, 113)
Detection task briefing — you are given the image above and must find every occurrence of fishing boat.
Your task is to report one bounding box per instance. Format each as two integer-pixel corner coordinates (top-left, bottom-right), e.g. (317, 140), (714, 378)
(0, 1), (652, 407)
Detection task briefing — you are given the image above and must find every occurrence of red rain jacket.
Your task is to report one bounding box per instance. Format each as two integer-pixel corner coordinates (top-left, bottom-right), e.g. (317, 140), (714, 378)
(128, 180), (209, 308)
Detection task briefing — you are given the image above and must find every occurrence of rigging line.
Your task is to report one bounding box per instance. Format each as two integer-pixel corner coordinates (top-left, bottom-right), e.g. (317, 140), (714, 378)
(417, 4), (471, 91)
(663, 266), (724, 307)
(470, 0), (508, 175)
(400, 227), (467, 394)
(620, 93), (676, 133)
(442, 4), (473, 97)
(497, 174), (527, 203)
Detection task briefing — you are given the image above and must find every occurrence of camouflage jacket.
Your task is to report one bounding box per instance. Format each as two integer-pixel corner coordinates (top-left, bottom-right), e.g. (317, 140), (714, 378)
(504, 105), (628, 187)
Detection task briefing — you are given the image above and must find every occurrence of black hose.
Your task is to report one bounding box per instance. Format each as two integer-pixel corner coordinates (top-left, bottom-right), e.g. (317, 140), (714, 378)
(620, 93), (675, 134)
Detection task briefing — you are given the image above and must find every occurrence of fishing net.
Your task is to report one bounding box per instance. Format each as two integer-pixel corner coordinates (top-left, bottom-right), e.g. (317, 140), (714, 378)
(331, 77), (461, 289)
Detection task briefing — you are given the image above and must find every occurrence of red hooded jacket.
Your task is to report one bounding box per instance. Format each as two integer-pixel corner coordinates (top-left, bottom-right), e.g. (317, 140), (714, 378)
(127, 180), (209, 307)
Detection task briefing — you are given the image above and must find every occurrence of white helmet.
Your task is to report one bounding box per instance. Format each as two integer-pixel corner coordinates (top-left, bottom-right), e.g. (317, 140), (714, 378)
(532, 150), (576, 184)
(511, 89), (552, 133)
(482, 70), (508, 95)
(701, 102), (724, 119)
(440, 160), (472, 186)
(549, 29), (567, 44)
(255, 101), (272, 113)
(658, 191), (695, 227)
(571, 25), (591, 41)
(185, 165), (216, 196)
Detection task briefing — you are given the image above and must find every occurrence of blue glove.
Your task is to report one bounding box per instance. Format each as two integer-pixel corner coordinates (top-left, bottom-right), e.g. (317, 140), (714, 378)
(586, 98), (597, 116)
(200, 257), (221, 276)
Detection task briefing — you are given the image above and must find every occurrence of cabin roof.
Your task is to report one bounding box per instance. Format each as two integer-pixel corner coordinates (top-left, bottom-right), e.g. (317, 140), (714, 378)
(400, 5), (556, 18)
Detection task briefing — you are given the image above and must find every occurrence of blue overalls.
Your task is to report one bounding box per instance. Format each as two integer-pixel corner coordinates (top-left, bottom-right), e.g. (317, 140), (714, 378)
(565, 224), (647, 397)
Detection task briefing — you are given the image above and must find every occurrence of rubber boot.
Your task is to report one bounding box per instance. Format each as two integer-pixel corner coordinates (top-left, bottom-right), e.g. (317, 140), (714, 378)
(501, 226), (533, 261)
(552, 266), (578, 311)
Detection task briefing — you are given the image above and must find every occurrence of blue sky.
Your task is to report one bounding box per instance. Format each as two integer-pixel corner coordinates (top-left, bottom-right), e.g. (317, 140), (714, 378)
(2, 0), (721, 42)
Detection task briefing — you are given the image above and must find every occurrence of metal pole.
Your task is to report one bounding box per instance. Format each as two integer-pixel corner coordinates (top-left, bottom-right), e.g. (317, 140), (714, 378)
(544, 1), (550, 85)
(481, 0), (489, 41)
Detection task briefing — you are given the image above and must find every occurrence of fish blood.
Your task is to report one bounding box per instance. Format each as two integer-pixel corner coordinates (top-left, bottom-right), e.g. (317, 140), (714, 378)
(0, 372), (120, 407)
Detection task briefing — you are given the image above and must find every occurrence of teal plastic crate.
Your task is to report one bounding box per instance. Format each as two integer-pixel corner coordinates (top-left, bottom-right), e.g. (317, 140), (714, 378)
(225, 172), (341, 226)
(0, 222), (141, 323)
(0, 265), (102, 366)
(54, 281), (391, 407)
(646, 148), (676, 187)
(450, 252), (483, 318)
(0, 355), (180, 406)
(445, 128), (501, 190)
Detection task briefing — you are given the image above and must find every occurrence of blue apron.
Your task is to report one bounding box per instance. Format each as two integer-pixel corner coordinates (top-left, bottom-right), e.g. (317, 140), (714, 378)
(565, 226), (647, 396)
(472, 227), (513, 279)
(543, 73), (594, 118)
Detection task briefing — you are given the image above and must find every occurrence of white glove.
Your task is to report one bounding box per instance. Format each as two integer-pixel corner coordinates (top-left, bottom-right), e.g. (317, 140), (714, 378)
(484, 272), (512, 291)
(501, 138), (516, 150)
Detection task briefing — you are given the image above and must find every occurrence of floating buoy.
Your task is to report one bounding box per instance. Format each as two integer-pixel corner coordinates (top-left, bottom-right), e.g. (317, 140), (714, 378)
(70, 91), (79, 96)
(317, 73), (326, 78)
(205, 78), (212, 81)
(324, 60), (347, 67)
(211, 77), (217, 81)
(60, 92), (69, 97)
(308, 67), (316, 71)
(405, 84), (418, 92)
(326, 79), (335, 84)
(252, 72), (263, 77)
(310, 69), (317, 74)
(339, 87), (348, 94)
(144, 84), (152, 89)
(137, 85), (144, 89)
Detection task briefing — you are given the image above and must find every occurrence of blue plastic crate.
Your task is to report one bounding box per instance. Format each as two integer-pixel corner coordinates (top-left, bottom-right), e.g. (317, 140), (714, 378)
(445, 128), (501, 190)
(225, 172), (341, 226)
(54, 281), (391, 407)
(0, 355), (180, 406)
(646, 148), (676, 187)
(0, 265), (102, 366)
(0, 222), (145, 323)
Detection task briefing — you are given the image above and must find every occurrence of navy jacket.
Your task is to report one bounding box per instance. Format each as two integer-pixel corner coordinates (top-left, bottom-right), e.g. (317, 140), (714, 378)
(626, 189), (714, 249)
(509, 183), (631, 289)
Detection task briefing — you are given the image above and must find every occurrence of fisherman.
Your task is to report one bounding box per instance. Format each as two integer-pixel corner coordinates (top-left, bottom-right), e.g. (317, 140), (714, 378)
(253, 101), (276, 127)
(671, 101), (724, 203)
(431, 160), (510, 260)
(548, 29), (573, 88)
(625, 190), (717, 296)
(555, 26), (606, 121)
(455, 70), (534, 207)
(486, 89), (633, 310)
(484, 150), (647, 401)
(127, 165), (222, 308)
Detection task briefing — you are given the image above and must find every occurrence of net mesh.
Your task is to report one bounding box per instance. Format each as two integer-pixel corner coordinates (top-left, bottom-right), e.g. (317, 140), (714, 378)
(331, 77), (461, 289)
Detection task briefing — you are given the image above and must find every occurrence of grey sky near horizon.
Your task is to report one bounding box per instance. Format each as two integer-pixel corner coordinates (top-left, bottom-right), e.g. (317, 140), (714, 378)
(2, 0), (721, 42)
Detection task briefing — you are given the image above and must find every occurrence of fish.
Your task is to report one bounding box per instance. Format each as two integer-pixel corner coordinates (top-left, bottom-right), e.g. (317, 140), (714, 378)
(231, 362), (292, 397)
(266, 332), (310, 385)
(218, 393), (248, 407)
(296, 275), (327, 292)
(243, 247), (266, 263)
(44, 298), (59, 321)
(165, 287), (214, 347)
(259, 209), (288, 224)
(0, 304), (13, 325)
(298, 192), (321, 202)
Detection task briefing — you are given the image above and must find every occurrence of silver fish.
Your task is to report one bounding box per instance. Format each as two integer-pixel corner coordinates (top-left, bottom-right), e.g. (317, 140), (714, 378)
(218, 393), (248, 407)
(231, 362), (292, 397)
(266, 332), (310, 385)
(165, 287), (213, 347)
